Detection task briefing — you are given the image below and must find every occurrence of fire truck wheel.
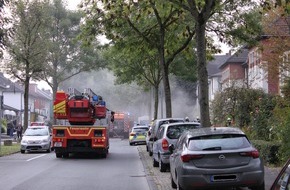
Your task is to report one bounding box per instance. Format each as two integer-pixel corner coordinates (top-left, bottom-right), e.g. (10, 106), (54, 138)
(63, 153), (69, 158)
(56, 153), (62, 158)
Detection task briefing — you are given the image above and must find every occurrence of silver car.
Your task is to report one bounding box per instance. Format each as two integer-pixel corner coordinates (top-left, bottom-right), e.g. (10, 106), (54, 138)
(169, 127), (265, 190)
(147, 118), (184, 156)
(20, 126), (52, 153)
(152, 122), (201, 172)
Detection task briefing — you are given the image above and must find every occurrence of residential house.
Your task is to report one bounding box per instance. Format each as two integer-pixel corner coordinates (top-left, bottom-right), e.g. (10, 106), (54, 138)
(0, 73), (23, 122)
(29, 83), (52, 123)
(247, 16), (290, 95)
(219, 48), (249, 90)
(0, 72), (52, 128)
(207, 54), (231, 101)
(193, 53), (231, 118)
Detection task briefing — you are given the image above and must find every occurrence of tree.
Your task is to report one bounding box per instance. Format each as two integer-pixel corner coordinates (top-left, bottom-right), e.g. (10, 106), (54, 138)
(259, 2), (290, 82)
(0, 0), (9, 54)
(168, 0), (261, 127)
(80, 0), (196, 118)
(2, 0), (50, 130)
(43, 0), (103, 109)
(103, 42), (162, 119)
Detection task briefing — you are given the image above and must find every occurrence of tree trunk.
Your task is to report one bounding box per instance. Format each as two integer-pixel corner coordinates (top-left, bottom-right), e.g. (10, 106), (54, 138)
(153, 84), (159, 120)
(162, 64), (172, 118)
(196, 22), (211, 127)
(23, 77), (30, 131)
(52, 74), (58, 125)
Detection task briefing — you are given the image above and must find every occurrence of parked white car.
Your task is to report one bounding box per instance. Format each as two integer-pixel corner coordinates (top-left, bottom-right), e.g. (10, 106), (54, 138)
(20, 126), (52, 153)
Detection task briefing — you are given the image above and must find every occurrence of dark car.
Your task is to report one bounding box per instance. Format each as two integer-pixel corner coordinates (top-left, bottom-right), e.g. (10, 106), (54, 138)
(270, 158), (290, 190)
(152, 122), (201, 172)
(147, 118), (184, 156)
(169, 127), (265, 190)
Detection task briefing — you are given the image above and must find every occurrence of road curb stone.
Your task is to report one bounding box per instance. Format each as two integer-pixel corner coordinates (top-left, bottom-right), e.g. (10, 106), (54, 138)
(138, 145), (172, 190)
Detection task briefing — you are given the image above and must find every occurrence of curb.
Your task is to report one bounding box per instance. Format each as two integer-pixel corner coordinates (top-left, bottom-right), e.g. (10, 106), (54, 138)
(138, 146), (159, 190)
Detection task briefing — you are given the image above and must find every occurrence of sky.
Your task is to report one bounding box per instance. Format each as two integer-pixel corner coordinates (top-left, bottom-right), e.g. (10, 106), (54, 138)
(65, 0), (82, 10)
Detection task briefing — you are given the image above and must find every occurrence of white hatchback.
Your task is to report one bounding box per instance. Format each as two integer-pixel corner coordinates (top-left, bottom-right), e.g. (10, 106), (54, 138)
(20, 126), (52, 153)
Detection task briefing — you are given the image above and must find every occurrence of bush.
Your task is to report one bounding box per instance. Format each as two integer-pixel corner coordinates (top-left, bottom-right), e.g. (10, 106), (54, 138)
(251, 140), (281, 166)
(1, 119), (7, 133)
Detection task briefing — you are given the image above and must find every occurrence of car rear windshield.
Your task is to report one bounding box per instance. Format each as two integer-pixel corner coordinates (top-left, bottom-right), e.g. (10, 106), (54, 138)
(158, 119), (184, 127)
(24, 128), (49, 136)
(167, 124), (200, 139)
(188, 134), (251, 151)
(133, 127), (148, 132)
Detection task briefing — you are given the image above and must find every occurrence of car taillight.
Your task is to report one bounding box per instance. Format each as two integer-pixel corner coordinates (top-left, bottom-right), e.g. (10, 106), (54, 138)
(162, 138), (169, 150)
(181, 154), (204, 162)
(240, 150), (260, 159)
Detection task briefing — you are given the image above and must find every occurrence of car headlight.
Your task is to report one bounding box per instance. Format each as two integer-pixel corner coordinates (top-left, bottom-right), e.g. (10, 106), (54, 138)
(21, 139), (27, 143)
(42, 139), (49, 143)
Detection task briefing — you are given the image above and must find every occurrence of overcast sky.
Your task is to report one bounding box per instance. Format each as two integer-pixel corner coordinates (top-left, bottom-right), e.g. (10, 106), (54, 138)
(66, 0), (82, 10)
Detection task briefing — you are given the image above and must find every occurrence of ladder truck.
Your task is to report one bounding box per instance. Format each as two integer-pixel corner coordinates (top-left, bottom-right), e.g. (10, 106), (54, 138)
(52, 87), (114, 158)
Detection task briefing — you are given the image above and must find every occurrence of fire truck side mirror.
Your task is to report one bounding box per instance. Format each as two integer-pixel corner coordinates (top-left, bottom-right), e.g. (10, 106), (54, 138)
(111, 111), (115, 122)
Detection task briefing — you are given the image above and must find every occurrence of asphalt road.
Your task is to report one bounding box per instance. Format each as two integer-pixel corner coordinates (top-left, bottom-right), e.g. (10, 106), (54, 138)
(0, 138), (150, 190)
(0, 138), (282, 190)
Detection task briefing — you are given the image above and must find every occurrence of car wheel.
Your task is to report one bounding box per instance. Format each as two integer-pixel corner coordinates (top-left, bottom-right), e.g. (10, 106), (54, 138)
(250, 182), (265, 190)
(159, 158), (167, 172)
(171, 173), (177, 189)
(46, 145), (51, 153)
(20, 150), (25, 154)
(149, 150), (153, 156)
(153, 157), (159, 167)
(56, 153), (62, 158)
(177, 178), (184, 190)
(100, 153), (107, 158)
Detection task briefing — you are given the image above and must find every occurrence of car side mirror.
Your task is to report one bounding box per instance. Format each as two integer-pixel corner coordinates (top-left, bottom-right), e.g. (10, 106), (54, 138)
(169, 144), (175, 154)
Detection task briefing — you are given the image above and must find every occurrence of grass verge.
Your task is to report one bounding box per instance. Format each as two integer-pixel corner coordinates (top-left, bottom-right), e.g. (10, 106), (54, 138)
(0, 143), (20, 157)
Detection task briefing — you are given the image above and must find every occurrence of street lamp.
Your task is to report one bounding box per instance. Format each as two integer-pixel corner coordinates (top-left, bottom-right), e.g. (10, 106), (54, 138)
(0, 84), (10, 152)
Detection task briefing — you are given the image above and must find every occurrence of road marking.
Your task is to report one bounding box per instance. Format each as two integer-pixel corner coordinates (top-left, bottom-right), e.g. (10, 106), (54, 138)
(26, 154), (46, 162)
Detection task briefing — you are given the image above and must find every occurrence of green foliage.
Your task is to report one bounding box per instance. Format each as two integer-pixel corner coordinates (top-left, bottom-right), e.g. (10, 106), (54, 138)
(80, 0), (197, 118)
(1, 118), (7, 133)
(250, 94), (276, 141)
(269, 97), (290, 164)
(4, 0), (51, 81)
(278, 114), (290, 163)
(251, 140), (281, 166)
(0, 143), (20, 157)
(211, 87), (279, 141)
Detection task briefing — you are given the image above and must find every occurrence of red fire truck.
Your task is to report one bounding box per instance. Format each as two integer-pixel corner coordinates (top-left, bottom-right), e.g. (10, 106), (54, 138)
(52, 87), (114, 158)
(109, 111), (133, 138)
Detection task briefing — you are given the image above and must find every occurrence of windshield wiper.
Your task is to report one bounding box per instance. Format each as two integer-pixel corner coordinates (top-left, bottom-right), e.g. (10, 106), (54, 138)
(202, 146), (222, 151)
